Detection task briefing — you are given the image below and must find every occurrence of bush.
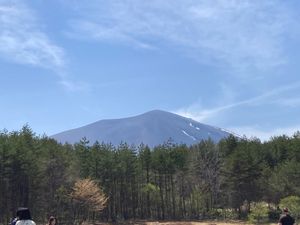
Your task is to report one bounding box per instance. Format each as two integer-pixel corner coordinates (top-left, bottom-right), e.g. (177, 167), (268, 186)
(279, 195), (300, 219)
(216, 208), (239, 220)
(248, 202), (269, 224)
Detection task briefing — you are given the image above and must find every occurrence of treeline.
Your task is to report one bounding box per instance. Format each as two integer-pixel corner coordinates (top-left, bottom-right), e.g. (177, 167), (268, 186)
(0, 126), (300, 224)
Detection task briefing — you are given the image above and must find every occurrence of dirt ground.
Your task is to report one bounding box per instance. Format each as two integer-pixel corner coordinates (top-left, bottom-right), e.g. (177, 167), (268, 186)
(91, 221), (278, 225)
(148, 222), (276, 225)
(143, 223), (277, 225)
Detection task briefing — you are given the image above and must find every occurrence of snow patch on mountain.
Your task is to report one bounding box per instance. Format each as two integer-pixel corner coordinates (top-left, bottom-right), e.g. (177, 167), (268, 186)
(190, 122), (201, 131)
(182, 130), (197, 141)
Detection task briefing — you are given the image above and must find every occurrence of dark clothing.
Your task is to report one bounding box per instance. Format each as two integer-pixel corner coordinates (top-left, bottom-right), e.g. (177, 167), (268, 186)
(16, 207), (31, 220)
(279, 214), (295, 225)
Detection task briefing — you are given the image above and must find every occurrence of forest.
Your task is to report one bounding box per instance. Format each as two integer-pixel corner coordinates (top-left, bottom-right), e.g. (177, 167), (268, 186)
(0, 126), (300, 224)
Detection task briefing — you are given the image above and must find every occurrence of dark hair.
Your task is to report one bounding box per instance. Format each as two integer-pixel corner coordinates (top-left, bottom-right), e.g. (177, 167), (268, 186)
(283, 207), (289, 213)
(48, 216), (57, 225)
(16, 207), (32, 220)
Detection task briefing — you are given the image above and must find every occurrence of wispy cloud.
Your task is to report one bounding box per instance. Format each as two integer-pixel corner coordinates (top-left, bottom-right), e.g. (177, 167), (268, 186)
(59, 79), (90, 92)
(0, 1), (65, 71)
(66, 0), (295, 70)
(66, 20), (157, 50)
(0, 1), (91, 93)
(175, 81), (300, 122)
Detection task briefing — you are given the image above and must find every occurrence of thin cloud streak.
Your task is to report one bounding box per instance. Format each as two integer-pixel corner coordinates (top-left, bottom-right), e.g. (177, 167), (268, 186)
(273, 97), (300, 107)
(66, 20), (158, 50)
(175, 82), (300, 122)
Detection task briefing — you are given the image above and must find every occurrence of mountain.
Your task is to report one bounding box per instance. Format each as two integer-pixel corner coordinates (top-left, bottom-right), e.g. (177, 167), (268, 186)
(51, 110), (232, 147)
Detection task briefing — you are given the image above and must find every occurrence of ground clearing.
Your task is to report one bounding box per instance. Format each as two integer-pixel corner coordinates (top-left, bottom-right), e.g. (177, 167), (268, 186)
(91, 221), (277, 225)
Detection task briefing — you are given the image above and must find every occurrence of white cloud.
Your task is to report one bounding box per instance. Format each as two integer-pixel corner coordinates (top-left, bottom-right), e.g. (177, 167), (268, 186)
(175, 104), (231, 122)
(0, 1), (91, 93)
(66, 0), (295, 70)
(0, 1), (65, 70)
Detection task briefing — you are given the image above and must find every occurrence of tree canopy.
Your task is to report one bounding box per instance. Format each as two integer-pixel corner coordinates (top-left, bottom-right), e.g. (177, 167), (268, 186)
(0, 127), (299, 224)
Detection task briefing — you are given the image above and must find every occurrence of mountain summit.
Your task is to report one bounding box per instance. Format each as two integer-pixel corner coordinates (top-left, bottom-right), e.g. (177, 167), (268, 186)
(51, 110), (232, 147)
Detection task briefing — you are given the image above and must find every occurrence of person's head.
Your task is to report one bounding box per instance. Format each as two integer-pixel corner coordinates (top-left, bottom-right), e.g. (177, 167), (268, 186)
(16, 207), (31, 220)
(283, 207), (289, 214)
(48, 216), (57, 225)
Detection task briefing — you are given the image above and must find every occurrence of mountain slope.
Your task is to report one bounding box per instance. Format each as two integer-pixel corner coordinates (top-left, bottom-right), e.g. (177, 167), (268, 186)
(51, 110), (232, 147)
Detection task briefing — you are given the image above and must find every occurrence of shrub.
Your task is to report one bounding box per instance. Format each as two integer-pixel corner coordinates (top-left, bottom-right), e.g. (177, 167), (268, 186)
(248, 201), (269, 224)
(279, 196), (300, 219)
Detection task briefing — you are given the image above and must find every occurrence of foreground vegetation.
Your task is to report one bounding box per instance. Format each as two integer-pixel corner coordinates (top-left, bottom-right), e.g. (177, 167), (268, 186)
(0, 126), (300, 224)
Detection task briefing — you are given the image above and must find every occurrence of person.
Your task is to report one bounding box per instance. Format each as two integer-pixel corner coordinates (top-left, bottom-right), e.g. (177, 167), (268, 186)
(47, 216), (57, 225)
(278, 207), (295, 225)
(15, 207), (36, 225)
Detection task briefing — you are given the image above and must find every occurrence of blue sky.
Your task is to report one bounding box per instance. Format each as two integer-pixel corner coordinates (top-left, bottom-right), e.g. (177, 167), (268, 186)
(1, 0), (300, 140)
